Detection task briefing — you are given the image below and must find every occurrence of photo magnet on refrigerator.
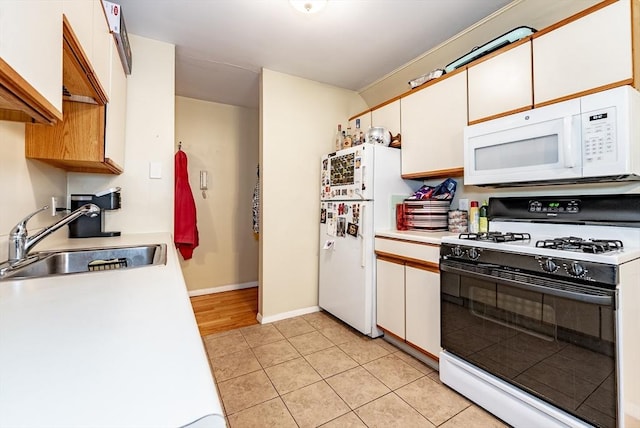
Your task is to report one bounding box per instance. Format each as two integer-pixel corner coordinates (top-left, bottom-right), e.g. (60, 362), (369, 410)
(337, 218), (346, 237)
(347, 223), (358, 238)
(328, 217), (336, 236)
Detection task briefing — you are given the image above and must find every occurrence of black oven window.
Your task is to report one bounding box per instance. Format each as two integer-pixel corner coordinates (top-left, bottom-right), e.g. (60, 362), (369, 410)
(441, 271), (616, 428)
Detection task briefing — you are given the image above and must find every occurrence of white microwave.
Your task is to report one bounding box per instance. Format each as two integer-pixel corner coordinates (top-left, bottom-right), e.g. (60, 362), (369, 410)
(464, 85), (640, 187)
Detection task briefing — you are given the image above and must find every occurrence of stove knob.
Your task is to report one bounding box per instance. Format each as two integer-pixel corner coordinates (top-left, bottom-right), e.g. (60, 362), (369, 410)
(541, 258), (558, 273)
(451, 246), (465, 257)
(468, 248), (481, 260)
(567, 262), (586, 277)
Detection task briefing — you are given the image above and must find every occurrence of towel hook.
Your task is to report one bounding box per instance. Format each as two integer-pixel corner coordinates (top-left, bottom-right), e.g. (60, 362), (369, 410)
(178, 141), (182, 151)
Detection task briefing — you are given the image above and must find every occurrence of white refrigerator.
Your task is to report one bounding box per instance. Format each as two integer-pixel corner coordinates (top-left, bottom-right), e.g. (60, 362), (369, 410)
(319, 144), (418, 337)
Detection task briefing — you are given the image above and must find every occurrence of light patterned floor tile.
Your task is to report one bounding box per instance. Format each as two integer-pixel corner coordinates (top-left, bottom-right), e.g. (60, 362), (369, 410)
(439, 405), (508, 428)
(319, 411), (367, 427)
(289, 330), (334, 355)
(355, 393), (435, 428)
(319, 324), (362, 345)
(203, 330), (250, 358)
(240, 323), (285, 348)
(273, 316), (315, 338)
(265, 357), (322, 395)
(395, 376), (471, 425)
(227, 397), (297, 428)
(326, 366), (390, 409)
(209, 348), (262, 381)
(372, 337), (399, 353)
(282, 381), (350, 427)
(302, 311), (342, 330)
(217, 370), (278, 415)
(394, 350), (437, 375)
(339, 338), (390, 364)
(363, 353), (424, 389)
(304, 346), (359, 378)
(252, 339), (300, 368)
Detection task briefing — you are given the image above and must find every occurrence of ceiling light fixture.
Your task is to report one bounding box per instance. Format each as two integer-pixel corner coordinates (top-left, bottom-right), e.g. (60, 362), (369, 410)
(289, 0), (327, 14)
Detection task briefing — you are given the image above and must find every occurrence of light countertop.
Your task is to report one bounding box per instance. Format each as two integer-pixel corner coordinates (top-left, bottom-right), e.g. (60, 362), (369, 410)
(376, 229), (456, 245)
(0, 233), (223, 428)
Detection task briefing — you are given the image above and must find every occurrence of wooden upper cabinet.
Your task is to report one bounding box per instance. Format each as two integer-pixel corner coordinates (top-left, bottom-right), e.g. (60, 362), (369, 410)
(400, 70), (467, 179)
(0, 1), (63, 124)
(468, 40), (533, 124)
(533, 0), (635, 106)
(25, 16), (123, 175)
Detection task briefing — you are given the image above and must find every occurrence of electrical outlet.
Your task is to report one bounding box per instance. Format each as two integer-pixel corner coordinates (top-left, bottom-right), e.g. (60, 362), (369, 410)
(50, 196), (65, 216)
(458, 198), (469, 212)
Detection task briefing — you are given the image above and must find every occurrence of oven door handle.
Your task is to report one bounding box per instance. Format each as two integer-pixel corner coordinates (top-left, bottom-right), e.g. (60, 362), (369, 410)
(440, 262), (615, 307)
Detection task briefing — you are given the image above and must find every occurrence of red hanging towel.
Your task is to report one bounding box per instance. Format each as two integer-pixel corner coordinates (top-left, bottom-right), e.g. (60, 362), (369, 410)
(174, 149), (199, 259)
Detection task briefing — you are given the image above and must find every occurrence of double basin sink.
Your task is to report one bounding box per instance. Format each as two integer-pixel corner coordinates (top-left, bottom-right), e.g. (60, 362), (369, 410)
(0, 244), (167, 281)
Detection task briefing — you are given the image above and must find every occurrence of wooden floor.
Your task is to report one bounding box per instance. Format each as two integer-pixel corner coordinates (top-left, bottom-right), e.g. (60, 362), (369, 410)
(189, 287), (259, 336)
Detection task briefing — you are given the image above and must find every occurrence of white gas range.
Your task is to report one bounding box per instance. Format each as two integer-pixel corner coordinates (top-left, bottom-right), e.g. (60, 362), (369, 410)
(439, 194), (640, 428)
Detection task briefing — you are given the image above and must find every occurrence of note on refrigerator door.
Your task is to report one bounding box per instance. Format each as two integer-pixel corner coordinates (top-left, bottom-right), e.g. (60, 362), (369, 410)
(328, 213), (336, 236)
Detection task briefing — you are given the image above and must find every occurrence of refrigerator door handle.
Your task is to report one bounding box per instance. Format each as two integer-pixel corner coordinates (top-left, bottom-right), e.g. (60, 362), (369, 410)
(360, 204), (366, 267)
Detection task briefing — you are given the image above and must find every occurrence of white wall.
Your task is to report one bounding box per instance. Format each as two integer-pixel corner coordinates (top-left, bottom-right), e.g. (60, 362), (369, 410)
(175, 96), (259, 292)
(260, 68), (367, 320)
(67, 35), (175, 234)
(0, 122), (67, 260)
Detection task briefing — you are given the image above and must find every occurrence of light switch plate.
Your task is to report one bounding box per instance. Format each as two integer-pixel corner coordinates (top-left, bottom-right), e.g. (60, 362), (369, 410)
(149, 162), (162, 179)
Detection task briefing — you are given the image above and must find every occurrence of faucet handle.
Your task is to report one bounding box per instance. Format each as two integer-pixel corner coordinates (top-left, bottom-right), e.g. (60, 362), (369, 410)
(10, 206), (49, 236)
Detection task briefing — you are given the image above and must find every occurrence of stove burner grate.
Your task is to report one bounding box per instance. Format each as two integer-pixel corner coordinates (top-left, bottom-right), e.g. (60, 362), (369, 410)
(535, 237), (624, 253)
(458, 232), (531, 242)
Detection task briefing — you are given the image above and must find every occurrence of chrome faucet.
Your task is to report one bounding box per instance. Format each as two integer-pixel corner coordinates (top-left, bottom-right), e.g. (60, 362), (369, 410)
(7, 203), (100, 264)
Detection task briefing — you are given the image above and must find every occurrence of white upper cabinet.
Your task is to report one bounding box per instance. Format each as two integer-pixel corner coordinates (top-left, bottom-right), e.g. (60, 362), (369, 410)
(533, 0), (633, 105)
(371, 99), (401, 136)
(400, 70), (467, 178)
(92, 1), (113, 94)
(468, 41), (533, 123)
(0, 1), (63, 122)
(62, 0), (109, 98)
(104, 40), (127, 169)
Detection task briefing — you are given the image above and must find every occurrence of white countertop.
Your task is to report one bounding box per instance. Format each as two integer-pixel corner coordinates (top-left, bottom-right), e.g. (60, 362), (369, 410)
(0, 233), (224, 428)
(376, 229), (455, 245)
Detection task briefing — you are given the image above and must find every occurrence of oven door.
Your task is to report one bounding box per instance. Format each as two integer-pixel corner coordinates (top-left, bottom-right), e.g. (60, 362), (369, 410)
(440, 259), (617, 428)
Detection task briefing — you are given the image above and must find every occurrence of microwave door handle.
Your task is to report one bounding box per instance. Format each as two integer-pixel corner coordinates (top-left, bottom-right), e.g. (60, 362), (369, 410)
(563, 116), (576, 168)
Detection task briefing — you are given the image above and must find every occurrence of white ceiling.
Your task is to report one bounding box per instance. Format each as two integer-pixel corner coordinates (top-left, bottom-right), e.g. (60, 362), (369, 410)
(115, 0), (512, 109)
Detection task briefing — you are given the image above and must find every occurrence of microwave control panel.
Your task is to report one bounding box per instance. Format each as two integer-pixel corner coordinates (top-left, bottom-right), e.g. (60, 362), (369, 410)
(582, 106), (616, 165)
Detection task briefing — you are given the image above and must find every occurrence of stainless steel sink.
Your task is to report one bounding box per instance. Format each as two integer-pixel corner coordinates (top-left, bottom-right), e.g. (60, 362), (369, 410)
(0, 244), (167, 280)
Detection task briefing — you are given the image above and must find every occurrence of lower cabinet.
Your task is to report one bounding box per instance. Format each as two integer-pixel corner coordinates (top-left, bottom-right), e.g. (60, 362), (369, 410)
(375, 237), (441, 361)
(376, 257), (405, 339)
(405, 263), (440, 358)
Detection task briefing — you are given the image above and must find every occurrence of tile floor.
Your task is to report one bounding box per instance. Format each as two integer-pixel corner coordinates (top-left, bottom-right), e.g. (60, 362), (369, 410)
(203, 311), (508, 428)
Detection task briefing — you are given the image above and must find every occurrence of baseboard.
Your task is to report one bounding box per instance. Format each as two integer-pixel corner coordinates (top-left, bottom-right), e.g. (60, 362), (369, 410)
(257, 305), (320, 324)
(187, 281), (258, 297)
